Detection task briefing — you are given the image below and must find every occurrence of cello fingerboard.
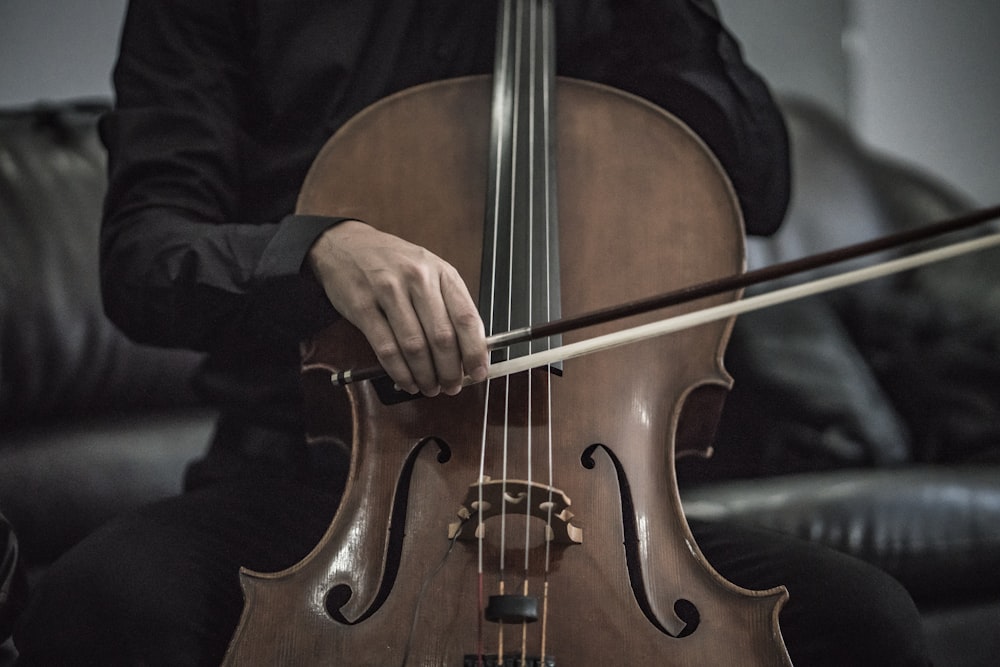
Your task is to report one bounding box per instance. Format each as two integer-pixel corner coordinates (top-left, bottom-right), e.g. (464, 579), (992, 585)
(480, 0), (562, 364)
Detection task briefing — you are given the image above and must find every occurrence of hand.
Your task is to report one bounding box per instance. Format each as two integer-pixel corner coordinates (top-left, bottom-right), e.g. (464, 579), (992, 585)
(307, 220), (489, 396)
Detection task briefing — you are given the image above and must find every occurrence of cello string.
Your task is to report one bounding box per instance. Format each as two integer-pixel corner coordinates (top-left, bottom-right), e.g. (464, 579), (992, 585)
(479, 0), (515, 661)
(522, 0), (538, 590)
(499, 0), (527, 570)
(498, 371), (512, 660)
(476, 377), (493, 663)
(521, 2), (539, 660)
(540, 1), (556, 661)
(497, 0), (529, 658)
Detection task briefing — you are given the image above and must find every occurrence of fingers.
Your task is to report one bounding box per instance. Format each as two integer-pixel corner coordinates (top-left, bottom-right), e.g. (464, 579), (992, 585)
(440, 267), (489, 386)
(376, 261), (487, 396)
(308, 222), (488, 396)
(377, 268), (450, 396)
(411, 265), (489, 395)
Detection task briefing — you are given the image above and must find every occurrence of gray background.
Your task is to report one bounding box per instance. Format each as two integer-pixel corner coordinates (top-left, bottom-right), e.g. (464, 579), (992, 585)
(2, 0), (998, 206)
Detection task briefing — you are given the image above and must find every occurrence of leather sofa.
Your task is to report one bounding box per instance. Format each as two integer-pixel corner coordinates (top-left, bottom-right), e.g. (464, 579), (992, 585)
(1, 98), (998, 665)
(0, 102), (217, 663)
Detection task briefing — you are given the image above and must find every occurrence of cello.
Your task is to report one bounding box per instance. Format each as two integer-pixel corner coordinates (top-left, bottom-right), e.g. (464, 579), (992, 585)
(223, 0), (792, 663)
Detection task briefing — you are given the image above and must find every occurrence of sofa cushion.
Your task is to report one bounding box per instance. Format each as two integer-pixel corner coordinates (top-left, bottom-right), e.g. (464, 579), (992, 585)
(717, 295), (912, 477)
(839, 283), (1000, 464)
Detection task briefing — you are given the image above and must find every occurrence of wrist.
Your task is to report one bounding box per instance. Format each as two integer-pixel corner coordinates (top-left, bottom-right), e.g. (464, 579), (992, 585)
(306, 218), (366, 278)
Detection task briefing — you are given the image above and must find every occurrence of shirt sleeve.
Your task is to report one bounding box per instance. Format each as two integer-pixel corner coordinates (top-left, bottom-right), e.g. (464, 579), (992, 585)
(98, 0), (343, 359)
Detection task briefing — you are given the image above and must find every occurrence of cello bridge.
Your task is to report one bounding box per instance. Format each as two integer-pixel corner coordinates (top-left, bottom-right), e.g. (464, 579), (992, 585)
(448, 479), (583, 546)
(463, 655), (555, 667)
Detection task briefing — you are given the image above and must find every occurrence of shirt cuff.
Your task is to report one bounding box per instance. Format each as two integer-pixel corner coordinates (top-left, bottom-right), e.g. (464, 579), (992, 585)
(251, 214), (354, 343)
(254, 214), (353, 281)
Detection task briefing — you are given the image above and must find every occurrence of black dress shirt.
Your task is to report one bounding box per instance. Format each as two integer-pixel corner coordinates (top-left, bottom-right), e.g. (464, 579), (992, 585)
(99, 0), (790, 482)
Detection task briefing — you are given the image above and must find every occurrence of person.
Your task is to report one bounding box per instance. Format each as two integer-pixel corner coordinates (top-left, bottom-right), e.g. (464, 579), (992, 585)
(13, 1), (928, 665)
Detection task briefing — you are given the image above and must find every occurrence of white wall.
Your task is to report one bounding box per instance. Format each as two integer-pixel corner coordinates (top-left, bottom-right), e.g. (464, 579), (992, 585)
(0, 0), (126, 106)
(848, 0), (1000, 206)
(716, 0), (850, 117)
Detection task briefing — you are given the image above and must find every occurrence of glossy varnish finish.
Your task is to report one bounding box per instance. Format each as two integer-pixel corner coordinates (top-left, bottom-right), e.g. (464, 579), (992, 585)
(222, 75), (790, 665)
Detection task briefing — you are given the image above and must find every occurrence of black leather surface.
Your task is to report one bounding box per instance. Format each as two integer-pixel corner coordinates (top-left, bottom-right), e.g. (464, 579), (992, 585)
(0, 103), (215, 611)
(682, 466), (1000, 603)
(0, 103), (204, 428)
(0, 511), (26, 643)
(678, 99), (1000, 628)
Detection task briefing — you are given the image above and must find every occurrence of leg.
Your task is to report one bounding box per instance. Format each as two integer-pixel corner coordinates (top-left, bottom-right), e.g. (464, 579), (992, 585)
(14, 479), (341, 667)
(689, 518), (929, 667)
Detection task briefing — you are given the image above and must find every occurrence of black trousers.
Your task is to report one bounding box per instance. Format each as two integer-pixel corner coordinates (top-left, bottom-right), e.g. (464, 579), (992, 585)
(14, 478), (928, 666)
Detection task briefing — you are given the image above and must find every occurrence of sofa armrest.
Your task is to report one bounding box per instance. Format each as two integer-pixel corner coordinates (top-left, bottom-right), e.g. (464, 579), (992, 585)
(682, 466), (1000, 604)
(0, 408), (216, 568)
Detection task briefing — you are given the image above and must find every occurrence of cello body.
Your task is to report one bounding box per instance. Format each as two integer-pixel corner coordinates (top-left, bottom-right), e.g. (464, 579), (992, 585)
(222, 75), (791, 666)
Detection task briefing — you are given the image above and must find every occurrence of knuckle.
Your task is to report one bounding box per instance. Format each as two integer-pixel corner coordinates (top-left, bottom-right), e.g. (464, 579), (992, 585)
(451, 309), (483, 333)
(372, 341), (402, 364)
(353, 298), (381, 318)
(369, 270), (405, 300)
(428, 327), (457, 351)
(439, 261), (462, 279)
(340, 297), (379, 326)
(398, 334), (427, 358)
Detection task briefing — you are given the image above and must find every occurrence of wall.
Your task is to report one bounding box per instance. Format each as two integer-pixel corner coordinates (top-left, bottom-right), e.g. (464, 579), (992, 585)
(0, 0), (126, 106)
(848, 0), (1000, 206)
(715, 0), (850, 118)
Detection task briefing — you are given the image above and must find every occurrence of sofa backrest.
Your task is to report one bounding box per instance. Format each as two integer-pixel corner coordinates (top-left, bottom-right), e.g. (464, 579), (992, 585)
(0, 102), (204, 430)
(699, 97), (1000, 479)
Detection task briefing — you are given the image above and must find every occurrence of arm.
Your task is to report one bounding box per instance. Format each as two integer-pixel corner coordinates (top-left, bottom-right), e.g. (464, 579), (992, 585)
(99, 0), (338, 360)
(100, 0), (487, 395)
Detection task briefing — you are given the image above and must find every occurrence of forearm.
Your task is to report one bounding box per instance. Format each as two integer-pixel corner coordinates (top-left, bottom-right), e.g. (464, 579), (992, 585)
(100, 208), (342, 356)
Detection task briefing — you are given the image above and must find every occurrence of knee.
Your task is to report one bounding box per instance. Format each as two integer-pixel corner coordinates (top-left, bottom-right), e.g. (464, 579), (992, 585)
(781, 557), (928, 667)
(14, 535), (128, 664)
(13, 515), (216, 666)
